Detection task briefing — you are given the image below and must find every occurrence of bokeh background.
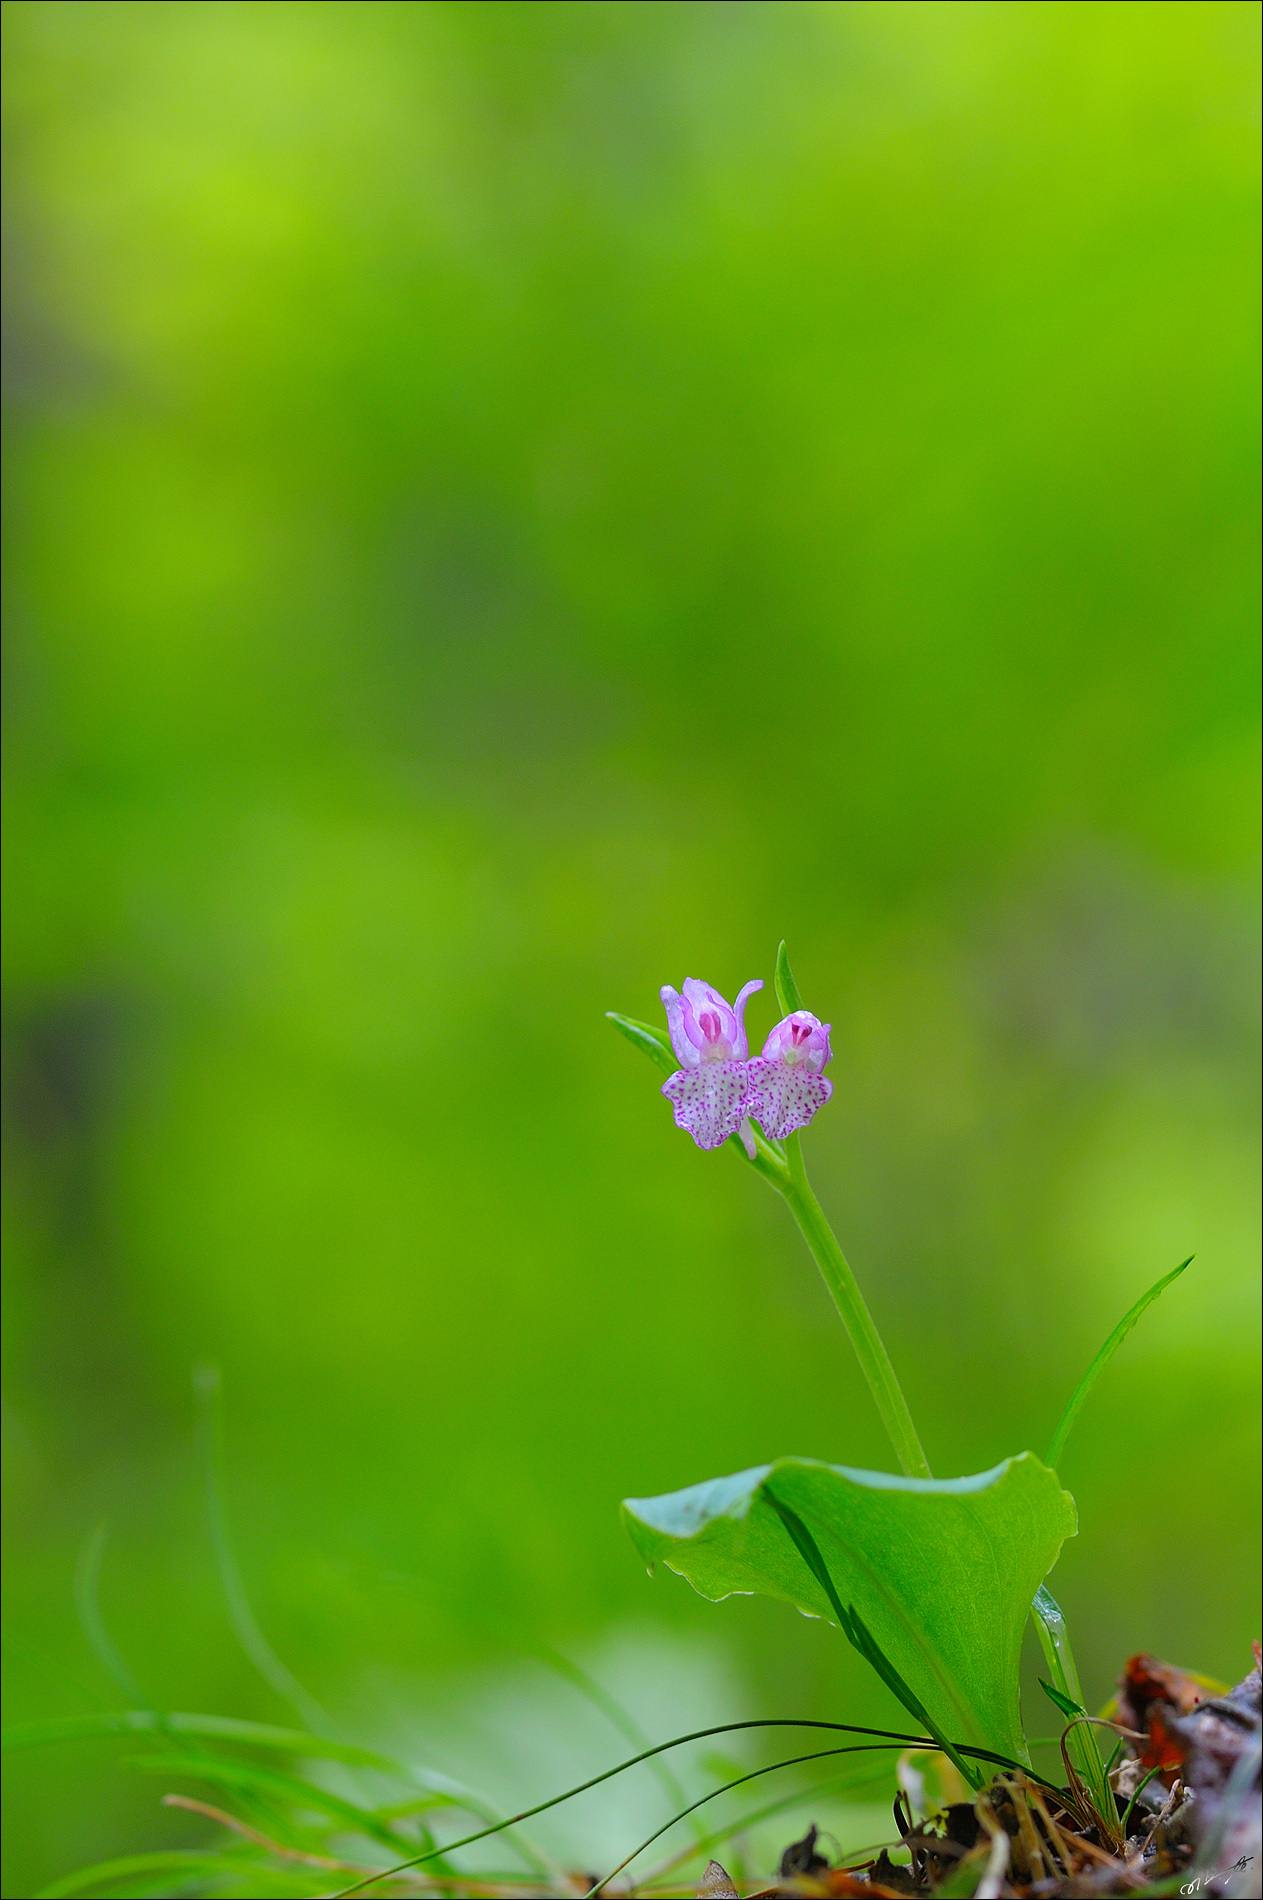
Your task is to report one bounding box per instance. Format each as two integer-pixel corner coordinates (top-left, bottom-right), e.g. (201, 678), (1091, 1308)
(3, 1), (1259, 1892)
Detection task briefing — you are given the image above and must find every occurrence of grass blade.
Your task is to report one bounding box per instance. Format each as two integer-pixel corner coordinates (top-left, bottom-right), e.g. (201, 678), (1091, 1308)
(637, 1758), (894, 1888)
(1045, 1259), (1192, 1468)
(74, 1524), (146, 1708)
(1029, 1586), (1086, 1708)
(583, 1744), (916, 1898)
(1120, 1761), (1166, 1837)
(1029, 1587), (1114, 1838)
(162, 1792), (354, 1869)
(125, 1750), (414, 1851)
(194, 1366), (337, 1741)
(2, 1708), (558, 1885)
(323, 1719), (935, 1897)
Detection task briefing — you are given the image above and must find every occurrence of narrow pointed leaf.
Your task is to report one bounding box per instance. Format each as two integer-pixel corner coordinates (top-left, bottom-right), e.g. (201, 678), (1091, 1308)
(762, 1493), (979, 1785)
(774, 942), (805, 1017)
(1046, 1258), (1191, 1467)
(1030, 1585), (1085, 1706)
(1039, 1678), (1085, 1720)
(623, 1452), (1077, 1765)
(1031, 1593), (1113, 1830)
(606, 1012), (677, 1078)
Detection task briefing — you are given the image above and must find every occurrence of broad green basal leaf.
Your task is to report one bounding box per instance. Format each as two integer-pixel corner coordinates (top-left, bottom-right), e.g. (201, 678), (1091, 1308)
(622, 1453), (1075, 1766)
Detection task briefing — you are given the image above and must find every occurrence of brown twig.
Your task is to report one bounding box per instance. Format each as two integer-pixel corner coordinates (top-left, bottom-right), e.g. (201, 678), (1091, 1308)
(997, 1775), (1048, 1883)
(1024, 1779), (1078, 1876)
(1065, 1827), (1125, 1868)
(162, 1799), (558, 1896)
(161, 1794), (355, 1870)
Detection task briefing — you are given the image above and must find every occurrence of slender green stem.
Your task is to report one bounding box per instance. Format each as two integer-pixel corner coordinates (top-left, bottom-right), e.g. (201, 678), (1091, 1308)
(775, 1133), (931, 1480)
(608, 968), (931, 1479)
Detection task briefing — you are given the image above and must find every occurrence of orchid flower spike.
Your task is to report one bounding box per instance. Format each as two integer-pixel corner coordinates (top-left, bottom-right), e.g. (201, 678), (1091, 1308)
(746, 1010), (833, 1139)
(659, 977), (763, 1150)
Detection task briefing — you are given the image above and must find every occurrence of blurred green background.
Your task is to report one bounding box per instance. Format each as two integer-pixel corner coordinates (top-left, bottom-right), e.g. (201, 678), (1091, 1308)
(2, 1), (1259, 1891)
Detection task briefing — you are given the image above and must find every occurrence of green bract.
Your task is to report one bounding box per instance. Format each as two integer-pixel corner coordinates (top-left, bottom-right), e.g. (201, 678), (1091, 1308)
(623, 1452), (1076, 1767)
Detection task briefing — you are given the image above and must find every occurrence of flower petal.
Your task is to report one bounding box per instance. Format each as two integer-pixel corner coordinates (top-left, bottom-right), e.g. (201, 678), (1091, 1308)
(731, 979), (764, 1061)
(662, 986), (710, 1066)
(746, 1058), (833, 1138)
(662, 1060), (750, 1150)
(681, 977), (730, 1015)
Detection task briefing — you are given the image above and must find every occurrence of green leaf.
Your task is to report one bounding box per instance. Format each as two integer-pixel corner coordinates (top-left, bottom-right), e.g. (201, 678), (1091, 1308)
(1045, 1257), (1191, 1468)
(1121, 1761), (1167, 1836)
(1031, 1587), (1116, 1842)
(763, 1492), (981, 1787)
(774, 942), (804, 1016)
(605, 1011), (677, 1078)
(1029, 1585), (1085, 1708)
(1039, 1678), (1084, 1720)
(622, 1452), (1077, 1765)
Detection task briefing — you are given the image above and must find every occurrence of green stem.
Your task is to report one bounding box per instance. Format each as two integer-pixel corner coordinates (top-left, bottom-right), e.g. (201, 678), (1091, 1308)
(776, 1132), (932, 1480)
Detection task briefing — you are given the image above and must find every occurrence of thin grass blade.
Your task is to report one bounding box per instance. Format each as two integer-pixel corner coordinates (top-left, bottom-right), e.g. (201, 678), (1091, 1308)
(638, 1758), (894, 1888)
(1121, 1761), (1166, 1837)
(582, 1743), (918, 1898)
(1045, 1259), (1192, 1468)
(369, 1793), (464, 1821)
(194, 1366), (338, 1740)
(74, 1524), (146, 1708)
(125, 1751), (424, 1852)
(323, 1718), (935, 1897)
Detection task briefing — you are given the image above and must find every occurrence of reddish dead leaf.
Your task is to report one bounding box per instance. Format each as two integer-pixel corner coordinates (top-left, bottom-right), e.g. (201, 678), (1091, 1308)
(1143, 1704), (1191, 1772)
(1118, 1652), (1209, 1729)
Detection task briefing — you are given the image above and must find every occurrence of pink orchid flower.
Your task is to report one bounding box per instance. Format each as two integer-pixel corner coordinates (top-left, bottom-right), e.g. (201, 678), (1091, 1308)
(659, 977), (763, 1150)
(746, 1010), (833, 1139)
